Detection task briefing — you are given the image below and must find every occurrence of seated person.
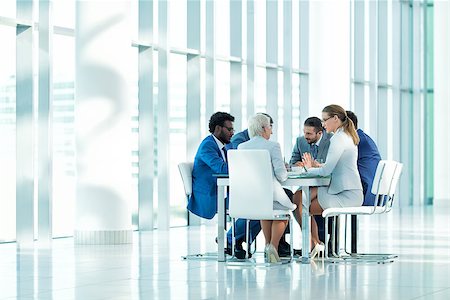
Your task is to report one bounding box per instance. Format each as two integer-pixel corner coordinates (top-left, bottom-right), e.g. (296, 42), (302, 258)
(230, 113), (296, 256)
(299, 104), (363, 259)
(290, 117), (332, 244)
(188, 112), (260, 259)
(238, 114), (296, 263)
(346, 111), (381, 206)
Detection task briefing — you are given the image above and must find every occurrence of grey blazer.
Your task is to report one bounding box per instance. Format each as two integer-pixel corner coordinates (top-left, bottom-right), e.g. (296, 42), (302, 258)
(307, 129), (363, 194)
(238, 136), (296, 210)
(289, 130), (332, 165)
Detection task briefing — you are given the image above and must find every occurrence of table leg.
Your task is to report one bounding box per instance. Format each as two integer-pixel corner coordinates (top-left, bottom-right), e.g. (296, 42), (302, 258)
(351, 215), (357, 253)
(217, 185), (225, 262)
(301, 187), (310, 263)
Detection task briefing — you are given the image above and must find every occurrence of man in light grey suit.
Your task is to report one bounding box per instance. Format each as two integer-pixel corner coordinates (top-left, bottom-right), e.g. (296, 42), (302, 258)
(290, 117), (331, 242)
(290, 117), (331, 167)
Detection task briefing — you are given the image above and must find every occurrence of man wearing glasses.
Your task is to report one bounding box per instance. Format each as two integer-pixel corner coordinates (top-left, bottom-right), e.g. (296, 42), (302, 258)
(188, 112), (259, 259)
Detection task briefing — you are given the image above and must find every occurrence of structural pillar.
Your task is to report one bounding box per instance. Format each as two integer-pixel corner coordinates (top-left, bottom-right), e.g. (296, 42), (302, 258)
(74, 1), (132, 244)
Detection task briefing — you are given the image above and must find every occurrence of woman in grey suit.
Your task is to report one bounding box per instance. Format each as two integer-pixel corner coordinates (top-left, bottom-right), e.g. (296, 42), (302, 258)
(300, 104), (363, 258)
(239, 114), (296, 263)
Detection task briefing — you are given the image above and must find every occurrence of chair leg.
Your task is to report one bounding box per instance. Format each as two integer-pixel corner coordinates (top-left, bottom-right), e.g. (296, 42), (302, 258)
(231, 218), (236, 257)
(331, 216), (338, 257)
(245, 220), (250, 259)
(324, 216), (329, 259)
(289, 218), (294, 260)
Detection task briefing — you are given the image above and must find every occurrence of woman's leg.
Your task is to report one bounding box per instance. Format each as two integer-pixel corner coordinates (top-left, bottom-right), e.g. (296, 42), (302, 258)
(309, 196), (324, 246)
(260, 220), (273, 245)
(292, 190), (302, 226)
(270, 220), (288, 249)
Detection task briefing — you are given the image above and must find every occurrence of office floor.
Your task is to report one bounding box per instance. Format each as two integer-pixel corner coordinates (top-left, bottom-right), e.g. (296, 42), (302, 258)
(0, 202), (449, 300)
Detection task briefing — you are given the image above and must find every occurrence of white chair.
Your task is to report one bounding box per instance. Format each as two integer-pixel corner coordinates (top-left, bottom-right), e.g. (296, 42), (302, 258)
(322, 160), (403, 263)
(178, 161), (217, 260)
(178, 162), (194, 224)
(228, 149), (294, 263)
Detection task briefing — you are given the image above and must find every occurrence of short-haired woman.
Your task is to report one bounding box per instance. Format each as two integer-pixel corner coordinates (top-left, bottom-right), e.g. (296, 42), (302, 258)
(238, 114), (296, 263)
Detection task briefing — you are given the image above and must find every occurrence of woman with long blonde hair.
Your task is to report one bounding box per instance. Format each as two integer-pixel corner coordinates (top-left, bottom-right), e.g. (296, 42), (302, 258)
(298, 104), (363, 259)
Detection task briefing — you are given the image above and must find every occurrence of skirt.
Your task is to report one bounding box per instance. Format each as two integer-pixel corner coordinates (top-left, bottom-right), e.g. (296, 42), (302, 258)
(317, 187), (363, 209)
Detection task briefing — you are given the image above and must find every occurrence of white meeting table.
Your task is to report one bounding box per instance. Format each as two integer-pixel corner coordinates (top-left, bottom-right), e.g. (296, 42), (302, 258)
(216, 174), (331, 263)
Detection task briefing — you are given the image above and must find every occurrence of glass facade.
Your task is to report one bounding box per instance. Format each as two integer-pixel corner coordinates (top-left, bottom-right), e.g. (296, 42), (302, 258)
(0, 0), (447, 243)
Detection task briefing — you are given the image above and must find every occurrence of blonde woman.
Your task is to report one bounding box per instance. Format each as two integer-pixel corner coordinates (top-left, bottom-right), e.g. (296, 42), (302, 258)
(300, 104), (363, 259)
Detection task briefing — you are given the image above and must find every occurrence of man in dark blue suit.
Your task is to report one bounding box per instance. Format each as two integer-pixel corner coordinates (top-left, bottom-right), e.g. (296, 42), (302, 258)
(346, 111), (381, 206)
(188, 112), (260, 258)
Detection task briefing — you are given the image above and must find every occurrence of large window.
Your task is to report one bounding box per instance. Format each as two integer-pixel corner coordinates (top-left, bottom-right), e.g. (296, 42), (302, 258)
(52, 34), (75, 237)
(169, 54), (188, 226)
(0, 25), (16, 242)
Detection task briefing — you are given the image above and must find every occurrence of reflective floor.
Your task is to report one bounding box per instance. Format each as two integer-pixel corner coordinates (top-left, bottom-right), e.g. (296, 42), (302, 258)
(1, 202), (449, 300)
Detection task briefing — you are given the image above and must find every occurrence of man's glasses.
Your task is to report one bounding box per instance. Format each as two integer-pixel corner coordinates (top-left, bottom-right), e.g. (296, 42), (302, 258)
(223, 126), (235, 133)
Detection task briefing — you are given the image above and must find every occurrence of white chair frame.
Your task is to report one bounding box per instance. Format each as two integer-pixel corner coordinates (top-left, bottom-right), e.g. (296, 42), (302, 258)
(322, 160), (403, 263)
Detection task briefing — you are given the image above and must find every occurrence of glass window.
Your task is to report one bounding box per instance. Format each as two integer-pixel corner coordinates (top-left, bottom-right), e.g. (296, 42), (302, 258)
(277, 70), (284, 146)
(292, 74), (300, 145)
(255, 66), (266, 112)
(0, 0), (15, 18)
(254, 1), (266, 64)
(169, 0), (187, 49)
(215, 60), (230, 112)
(364, 0), (370, 81)
(53, 0), (75, 28)
(278, 0), (283, 65)
(215, 0), (230, 57)
(0, 26), (16, 242)
(52, 34), (75, 237)
(131, 0), (139, 41)
(242, 0), (247, 61)
(169, 53), (187, 226)
(292, 0), (300, 69)
(130, 47), (139, 230)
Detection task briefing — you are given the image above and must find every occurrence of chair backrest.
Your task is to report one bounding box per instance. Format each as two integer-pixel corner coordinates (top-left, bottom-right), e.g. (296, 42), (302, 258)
(228, 149), (275, 220)
(178, 162), (194, 197)
(371, 160), (403, 209)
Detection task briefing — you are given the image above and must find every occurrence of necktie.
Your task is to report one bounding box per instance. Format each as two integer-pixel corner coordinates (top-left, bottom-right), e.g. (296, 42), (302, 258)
(310, 144), (318, 160)
(222, 146), (228, 162)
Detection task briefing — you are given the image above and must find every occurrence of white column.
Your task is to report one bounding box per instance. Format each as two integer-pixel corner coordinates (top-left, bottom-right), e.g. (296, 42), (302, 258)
(230, 0), (242, 129)
(283, 0), (293, 159)
(299, 0), (309, 124)
(157, 0), (170, 230)
(75, 1), (132, 244)
(16, 0), (34, 248)
(38, 0), (53, 243)
(434, 1), (450, 200)
(138, 0), (154, 231)
(266, 0), (277, 132)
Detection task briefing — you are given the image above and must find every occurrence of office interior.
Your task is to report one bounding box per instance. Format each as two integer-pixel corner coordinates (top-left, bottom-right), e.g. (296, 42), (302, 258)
(0, 0), (449, 299)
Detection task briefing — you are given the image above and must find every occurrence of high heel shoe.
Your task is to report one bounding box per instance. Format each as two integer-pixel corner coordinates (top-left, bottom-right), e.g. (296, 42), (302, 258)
(310, 242), (325, 261)
(265, 244), (281, 263)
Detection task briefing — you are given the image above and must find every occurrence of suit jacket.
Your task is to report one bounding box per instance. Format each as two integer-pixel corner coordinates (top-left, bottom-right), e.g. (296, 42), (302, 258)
(230, 129), (250, 149)
(357, 129), (382, 206)
(188, 135), (230, 219)
(307, 129), (363, 195)
(289, 130), (332, 165)
(238, 136), (296, 210)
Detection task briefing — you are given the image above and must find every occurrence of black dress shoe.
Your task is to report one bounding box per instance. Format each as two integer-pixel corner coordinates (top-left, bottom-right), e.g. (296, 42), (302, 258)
(278, 239), (291, 257)
(224, 242), (252, 259)
(293, 249), (302, 256)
